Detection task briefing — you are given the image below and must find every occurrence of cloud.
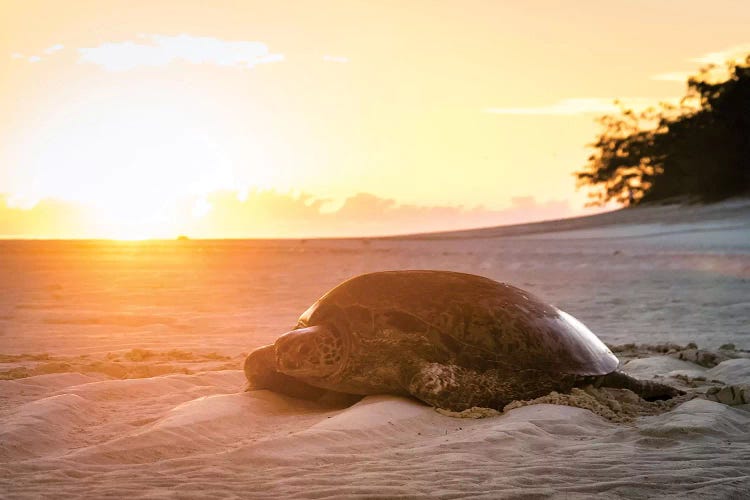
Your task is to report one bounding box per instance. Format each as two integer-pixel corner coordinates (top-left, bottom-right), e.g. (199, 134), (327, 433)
(5, 193), (42, 210)
(650, 44), (750, 82)
(10, 44), (64, 63)
(0, 191), (577, 238)
(322, 55), (349, 63)
(319, 193), (573, 236)
(43, 44), (64, 54)
(78, 34), (284, 71)
(483, 97), (665, 116)
(689, 44), (750, 65)
(0, 196), (94, 238)
(10, 52), (42, 63)
(650, 71), (692, 82)
(173, 190), (579, 237)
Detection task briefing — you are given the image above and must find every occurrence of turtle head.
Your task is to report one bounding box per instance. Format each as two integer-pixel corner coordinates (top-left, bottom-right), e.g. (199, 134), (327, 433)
(274, 325), (346, 378)
(244, 342), (344, 400)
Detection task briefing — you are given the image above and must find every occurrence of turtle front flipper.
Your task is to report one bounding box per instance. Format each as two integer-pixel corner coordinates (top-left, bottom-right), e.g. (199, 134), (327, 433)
(407, 362), (516, 411)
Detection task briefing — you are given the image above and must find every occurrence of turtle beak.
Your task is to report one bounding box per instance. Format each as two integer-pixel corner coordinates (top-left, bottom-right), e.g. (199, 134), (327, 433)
(244, 344), (276, 389)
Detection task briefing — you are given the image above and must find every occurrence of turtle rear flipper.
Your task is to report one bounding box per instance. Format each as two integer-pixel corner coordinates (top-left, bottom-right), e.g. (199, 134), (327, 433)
(595, 371), (685, 401)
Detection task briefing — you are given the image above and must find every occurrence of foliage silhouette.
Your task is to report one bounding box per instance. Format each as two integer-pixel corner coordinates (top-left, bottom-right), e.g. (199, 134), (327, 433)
(577, 55), (750, 206)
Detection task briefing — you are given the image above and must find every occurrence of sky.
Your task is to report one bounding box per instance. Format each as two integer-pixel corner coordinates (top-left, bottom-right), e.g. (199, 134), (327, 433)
(1, 0), (749, 238)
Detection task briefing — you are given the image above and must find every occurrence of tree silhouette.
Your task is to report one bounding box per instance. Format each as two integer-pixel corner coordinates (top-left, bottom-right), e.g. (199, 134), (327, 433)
(577, 55), (750, 206)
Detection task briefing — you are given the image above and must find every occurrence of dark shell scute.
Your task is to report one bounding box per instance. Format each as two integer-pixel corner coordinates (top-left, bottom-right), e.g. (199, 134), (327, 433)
(383, 310), (430, 333)
(301, 270), (618, 377)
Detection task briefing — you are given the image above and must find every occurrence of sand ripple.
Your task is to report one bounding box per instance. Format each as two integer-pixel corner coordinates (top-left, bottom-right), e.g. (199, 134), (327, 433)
(1, 347), (749, 498)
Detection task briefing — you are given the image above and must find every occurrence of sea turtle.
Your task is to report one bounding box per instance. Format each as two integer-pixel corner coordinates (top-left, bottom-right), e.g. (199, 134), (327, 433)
(244, 270), (682, 411)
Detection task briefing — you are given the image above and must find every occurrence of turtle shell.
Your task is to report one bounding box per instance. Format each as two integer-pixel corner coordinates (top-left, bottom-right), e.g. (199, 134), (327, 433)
(296, 270), (618, 377)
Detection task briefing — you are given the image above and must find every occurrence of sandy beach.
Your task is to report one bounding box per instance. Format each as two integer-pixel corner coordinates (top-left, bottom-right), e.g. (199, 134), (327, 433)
(2, 201), (750, 499)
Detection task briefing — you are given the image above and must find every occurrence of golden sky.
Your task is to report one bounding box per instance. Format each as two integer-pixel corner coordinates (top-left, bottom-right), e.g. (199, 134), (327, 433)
(1, 0), (749, 238)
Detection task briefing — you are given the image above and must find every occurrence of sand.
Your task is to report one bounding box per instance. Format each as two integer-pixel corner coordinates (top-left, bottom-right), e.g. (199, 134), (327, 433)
(2, 200), (750, 498)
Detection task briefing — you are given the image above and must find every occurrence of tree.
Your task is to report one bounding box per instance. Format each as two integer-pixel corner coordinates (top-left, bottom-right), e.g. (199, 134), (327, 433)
(576, 55), (750, 206)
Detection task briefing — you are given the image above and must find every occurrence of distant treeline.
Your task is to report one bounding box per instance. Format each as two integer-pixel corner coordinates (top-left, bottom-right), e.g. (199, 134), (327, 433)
(577, 55), (750, 206)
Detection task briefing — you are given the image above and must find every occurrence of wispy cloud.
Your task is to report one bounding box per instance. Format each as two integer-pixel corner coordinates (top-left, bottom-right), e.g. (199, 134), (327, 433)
(10, 44), (63, 64)
(483, 97), (666, 116)
(323, 55), (349, 63)
(690, 43), (750, 65)
(43, 44), (65, 55)
(650, 71), (692, 82)
(78, 34), (284, 71)
(649, 44), (750, 82)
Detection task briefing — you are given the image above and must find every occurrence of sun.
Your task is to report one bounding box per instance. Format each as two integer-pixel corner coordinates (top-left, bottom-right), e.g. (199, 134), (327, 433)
(91, 201), (175, 240)
(15, 87), (240, 239)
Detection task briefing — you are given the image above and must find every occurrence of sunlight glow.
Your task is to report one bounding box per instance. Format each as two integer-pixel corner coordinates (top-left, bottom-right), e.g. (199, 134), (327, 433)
(3, 1), (748, 239)
(8, 85), (247, 238)
(322, 55), (349, 63)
